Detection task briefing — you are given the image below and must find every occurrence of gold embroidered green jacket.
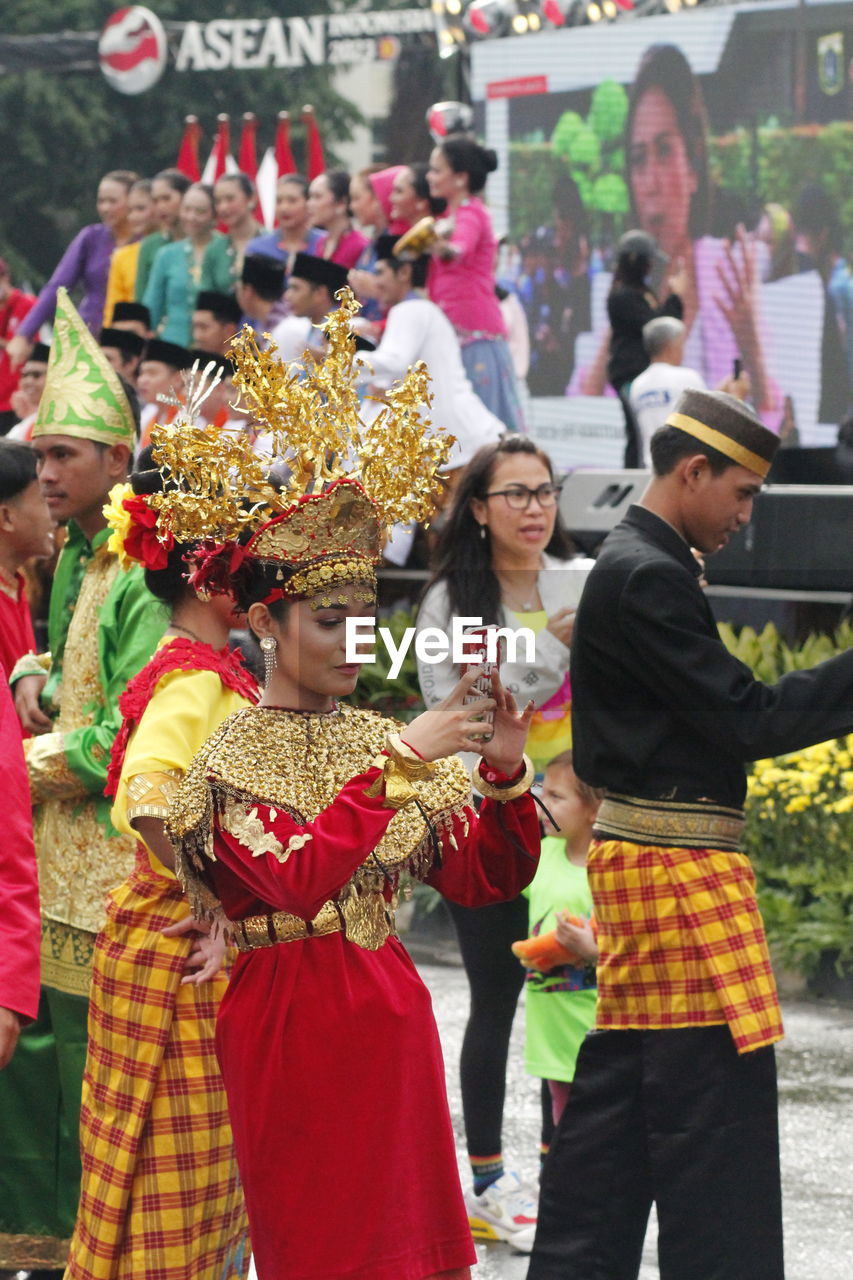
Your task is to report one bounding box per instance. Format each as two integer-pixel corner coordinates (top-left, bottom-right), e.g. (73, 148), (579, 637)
(15, 522), (166, 944)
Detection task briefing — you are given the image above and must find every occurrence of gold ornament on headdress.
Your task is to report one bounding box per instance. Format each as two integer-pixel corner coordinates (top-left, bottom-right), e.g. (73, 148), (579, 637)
(134, 290), (454, 602)
(145, 358), (270, 544)
(229, 288), (454, 531)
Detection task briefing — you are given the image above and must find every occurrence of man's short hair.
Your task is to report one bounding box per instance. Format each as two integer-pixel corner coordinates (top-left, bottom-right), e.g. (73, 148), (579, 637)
(649, 425), (732, 477)
(643, 316), (685, 359)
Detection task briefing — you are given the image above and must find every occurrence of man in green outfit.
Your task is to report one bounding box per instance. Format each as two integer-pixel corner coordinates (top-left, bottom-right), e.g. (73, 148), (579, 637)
(0, 290), (166, 1274)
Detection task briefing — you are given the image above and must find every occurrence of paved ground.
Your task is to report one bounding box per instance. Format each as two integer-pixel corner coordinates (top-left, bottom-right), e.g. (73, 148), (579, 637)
(421, 960), (853, 1280)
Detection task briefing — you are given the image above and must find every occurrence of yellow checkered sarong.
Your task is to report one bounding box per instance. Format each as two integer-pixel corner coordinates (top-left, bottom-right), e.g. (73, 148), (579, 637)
(65, 850), (249, 1280)
(589, 838), (783, 1054)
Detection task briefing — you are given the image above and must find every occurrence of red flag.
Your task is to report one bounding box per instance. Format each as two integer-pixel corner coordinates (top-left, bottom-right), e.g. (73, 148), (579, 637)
(238, 112), (259, 180)
(201, 114), (232, 186)
(275, 111), (296, 176)
(301, 105), (325, 181)
(176, 115), (202, 181)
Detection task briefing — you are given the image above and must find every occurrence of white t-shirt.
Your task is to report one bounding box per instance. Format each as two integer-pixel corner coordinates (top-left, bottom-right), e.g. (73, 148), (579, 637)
(268, 314), (315, 365)
(357, 296), (504, 469)
(629, 362), (707, 466)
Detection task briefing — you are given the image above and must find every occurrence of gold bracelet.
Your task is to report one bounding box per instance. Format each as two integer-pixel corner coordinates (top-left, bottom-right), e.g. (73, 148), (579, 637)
(365, 733), (436, 810)
(471, 754), (535, 803)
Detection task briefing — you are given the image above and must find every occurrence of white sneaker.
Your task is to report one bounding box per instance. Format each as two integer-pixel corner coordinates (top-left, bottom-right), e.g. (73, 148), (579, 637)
(465, 1170), (538, 1253)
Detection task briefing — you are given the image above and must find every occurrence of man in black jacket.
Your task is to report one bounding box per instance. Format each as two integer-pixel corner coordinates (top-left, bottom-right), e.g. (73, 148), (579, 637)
(528, 389), (853, 1280)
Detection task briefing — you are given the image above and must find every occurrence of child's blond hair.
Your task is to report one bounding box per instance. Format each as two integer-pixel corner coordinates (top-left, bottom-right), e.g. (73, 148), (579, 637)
(544, 750), (605, 810)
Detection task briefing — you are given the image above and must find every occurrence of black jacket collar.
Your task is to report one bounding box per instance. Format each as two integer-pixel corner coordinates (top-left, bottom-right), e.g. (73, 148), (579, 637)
(623, 505), (703, 579)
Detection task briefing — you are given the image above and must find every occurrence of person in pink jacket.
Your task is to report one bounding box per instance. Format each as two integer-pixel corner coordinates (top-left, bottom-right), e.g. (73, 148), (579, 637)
(427, 137), (523, 431)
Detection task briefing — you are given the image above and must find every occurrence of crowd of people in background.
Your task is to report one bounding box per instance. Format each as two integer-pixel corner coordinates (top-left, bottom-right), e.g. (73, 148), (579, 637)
(1, 96), (852, 1280)
(0, 138), (528, 478)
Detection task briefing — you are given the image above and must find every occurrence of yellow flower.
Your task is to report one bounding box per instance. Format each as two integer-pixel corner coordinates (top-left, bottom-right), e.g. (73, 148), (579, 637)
(784, 795), (811, 814)
(103, 482), (136, 571)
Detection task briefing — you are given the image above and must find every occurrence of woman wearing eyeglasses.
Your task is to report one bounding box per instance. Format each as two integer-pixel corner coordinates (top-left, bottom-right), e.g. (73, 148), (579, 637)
(415, 435), (592, 1253)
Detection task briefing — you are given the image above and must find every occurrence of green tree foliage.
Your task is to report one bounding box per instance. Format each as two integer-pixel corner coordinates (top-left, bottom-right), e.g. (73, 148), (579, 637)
(510, 81), (630, 244)
(710, 122), (853, 247)
(0, 0), (363, 286)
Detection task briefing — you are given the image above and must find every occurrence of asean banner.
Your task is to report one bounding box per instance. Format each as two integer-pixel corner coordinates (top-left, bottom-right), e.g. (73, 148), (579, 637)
(99, 6), (436, 94)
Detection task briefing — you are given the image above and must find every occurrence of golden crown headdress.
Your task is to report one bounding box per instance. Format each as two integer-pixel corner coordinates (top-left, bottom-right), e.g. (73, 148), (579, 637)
(117, 288), (454, 606)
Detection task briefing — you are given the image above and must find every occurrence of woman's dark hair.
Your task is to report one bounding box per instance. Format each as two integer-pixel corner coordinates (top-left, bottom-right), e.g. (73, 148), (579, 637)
(130, 178), (152, 197)
(611, 246), (652, 292)
(0, 439), (38, 502)
(233, 559), (293, 624)
(794, 183), (843, 255)
(625, 44), (710, 240)
(278, 173), (308, 195)
(425, 436), (574, 627)
(186, 182), (215, 211)
(408, 162), (446, 217)
(216, 172), (255, 200)
(322, 168), (352, 207)
(153, 168), (192, 195)
(102, 169), (139, 191)
(130, 463), (194, 608)
(438, 137), (498, 196)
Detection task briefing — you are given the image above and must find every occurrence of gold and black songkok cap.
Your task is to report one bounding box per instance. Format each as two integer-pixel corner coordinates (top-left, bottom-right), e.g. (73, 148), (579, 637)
(665, 388), (779, 480)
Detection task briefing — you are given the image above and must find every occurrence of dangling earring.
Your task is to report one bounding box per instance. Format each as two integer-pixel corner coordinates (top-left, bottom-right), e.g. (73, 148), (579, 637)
(259, 636), (277, 687)
(480, 525), (487, 541)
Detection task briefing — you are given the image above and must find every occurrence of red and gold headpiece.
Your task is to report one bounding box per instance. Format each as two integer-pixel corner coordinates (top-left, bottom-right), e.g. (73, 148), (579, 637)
(111, 289), (453, 606)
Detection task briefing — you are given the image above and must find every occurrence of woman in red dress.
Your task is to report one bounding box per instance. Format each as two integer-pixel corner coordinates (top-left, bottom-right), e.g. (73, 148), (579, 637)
(163, 302), (542, 1279)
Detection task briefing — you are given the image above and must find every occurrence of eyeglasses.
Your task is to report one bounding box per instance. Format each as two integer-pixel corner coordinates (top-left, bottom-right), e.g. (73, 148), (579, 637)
(484, 483), (563, 510)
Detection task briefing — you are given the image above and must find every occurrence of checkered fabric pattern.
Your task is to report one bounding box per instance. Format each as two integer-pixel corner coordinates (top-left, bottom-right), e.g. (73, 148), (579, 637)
(588, 839), (783, 1054)
(66, 855), (249, 1279)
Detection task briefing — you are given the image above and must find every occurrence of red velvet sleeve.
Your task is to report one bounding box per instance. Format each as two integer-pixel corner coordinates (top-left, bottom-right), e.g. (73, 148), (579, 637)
(427, 793), (540, 906)
(211, 766), (398, 920)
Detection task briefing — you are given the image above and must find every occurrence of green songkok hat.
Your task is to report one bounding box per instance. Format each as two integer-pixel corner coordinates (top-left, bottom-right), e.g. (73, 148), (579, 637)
(32, 287), (136, 448)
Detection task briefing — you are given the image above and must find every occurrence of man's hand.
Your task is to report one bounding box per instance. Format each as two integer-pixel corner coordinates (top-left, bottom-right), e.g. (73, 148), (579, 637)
(0, 1008), (22, 1070)
(14, 674), (51, 735)
(5, 334), (33, 369)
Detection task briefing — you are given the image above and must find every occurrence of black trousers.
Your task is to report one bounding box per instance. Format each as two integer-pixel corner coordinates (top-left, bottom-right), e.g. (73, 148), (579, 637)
(527, 1026), (784, 1280)
(447, 896), (554, 1159)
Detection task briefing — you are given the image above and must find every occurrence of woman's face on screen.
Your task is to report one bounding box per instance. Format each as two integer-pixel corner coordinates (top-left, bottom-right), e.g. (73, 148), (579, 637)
(628, 86), (697, 259)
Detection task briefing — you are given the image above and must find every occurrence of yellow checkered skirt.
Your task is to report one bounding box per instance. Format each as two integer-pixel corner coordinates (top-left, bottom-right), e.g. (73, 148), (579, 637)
(65, 851), (249, 1280)
(588, 839), (783, 1054)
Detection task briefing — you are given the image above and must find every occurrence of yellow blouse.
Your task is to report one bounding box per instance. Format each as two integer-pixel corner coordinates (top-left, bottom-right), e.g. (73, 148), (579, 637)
(112, 661), (252, 878)
(104, 241), (142, 325)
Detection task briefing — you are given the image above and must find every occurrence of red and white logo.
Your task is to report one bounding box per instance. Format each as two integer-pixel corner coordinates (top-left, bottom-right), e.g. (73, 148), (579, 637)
(99, 6), (168, 95)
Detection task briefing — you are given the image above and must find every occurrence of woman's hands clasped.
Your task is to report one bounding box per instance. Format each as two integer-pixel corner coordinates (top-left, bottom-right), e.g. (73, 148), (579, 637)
(403, 668), (534, 776)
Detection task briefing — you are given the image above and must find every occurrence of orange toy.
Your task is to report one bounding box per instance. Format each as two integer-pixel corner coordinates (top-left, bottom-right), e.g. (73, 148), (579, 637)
(511, 915), (597, 972)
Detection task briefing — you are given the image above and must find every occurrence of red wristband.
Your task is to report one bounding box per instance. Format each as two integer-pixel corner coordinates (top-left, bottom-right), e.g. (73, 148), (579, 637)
(478, 759), (525, 787)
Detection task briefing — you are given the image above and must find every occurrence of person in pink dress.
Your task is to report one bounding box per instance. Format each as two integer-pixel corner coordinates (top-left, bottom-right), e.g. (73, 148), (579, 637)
(427, 137), (523, 431)
(308, 169), (369, 270)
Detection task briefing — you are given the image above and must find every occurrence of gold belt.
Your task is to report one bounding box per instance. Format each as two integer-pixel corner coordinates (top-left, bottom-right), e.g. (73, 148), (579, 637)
(232, 891), (397, 953)
(594, 793), (745, 852)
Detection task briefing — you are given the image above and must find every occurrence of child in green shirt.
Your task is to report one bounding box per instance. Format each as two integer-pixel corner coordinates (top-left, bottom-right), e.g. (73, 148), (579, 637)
(522, 750), (602, 1124)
